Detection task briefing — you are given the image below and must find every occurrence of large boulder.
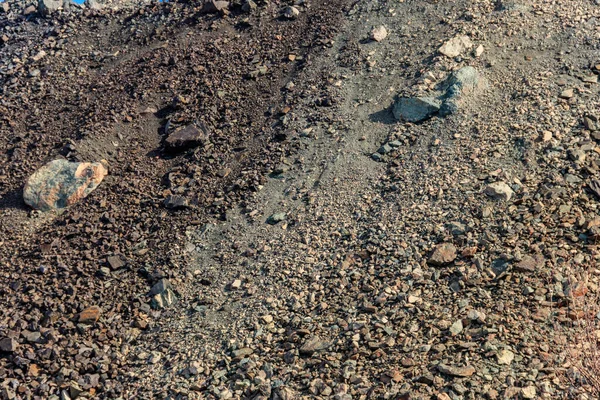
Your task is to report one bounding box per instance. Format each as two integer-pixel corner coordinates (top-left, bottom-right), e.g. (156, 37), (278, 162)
(23, 159), (108, 211)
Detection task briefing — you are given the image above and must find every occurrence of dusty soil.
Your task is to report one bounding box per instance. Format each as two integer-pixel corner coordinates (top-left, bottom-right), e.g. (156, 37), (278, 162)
(1, 0), (600, 399)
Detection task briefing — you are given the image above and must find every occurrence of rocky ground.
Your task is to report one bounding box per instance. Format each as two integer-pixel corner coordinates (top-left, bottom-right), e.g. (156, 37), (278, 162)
(1, 0), (600, 399)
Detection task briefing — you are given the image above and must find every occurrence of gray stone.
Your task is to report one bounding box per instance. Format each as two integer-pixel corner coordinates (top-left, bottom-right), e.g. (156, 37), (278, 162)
(439, 66), (482, 116)
(241, 0), (256, 12)
(164, 195), (189, 209)
(150, 279), (177, 309)
(378, 144), (392, 154)
(393, 97), (441, 122)
(23, 159), (107, 211)
(201, 1), (229, 13)
(0, 337), (18, 352)
(267, 212), (286, 225)
(447, 221), (466, 235)
(449, 319), (463, 336)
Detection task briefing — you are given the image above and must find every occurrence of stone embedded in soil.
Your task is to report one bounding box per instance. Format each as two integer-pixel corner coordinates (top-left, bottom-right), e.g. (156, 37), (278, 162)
(150, 279), (172, 296)
(437, 364), (476, 377)
(428, 243), (457, 266)
(438, 35), (473, 58)
(282, 6), (299, 19)
(78, 306), (101, 324)
(0, 338), (18, 352)
(23, 159), (108, 211)
(484, 182), (514, 201)
(439, 66), (482, 115)
(165, 123), (209, 152)
(370, 26), (388, 42)
(393, 97), (441, 122)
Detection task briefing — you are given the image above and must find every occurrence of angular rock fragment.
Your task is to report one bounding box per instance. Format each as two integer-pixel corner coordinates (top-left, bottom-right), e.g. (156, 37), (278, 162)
(370, 26), (388, 42)
(0, 338), (18, 352)
(150, 279), (177, 309)
(38, 0), (62, 14)
(393, 97), (441, 122)
(428, 243), (457, 266)
(78, 306), (101, 324)
(497, 349), (515, 365)
(85, 0), (103, 10)
(201, 1), (230, 14)
(514, 255), (541, 272)
(437, 364), (476, 377)
(164, 195), (189, 209)
(438, 35), (473, 58)
(484, 182), (514, 201)
(23, 159), (108, 211)
(165, 123), (209, 152)
(107, 255), (125, 270)
(300, 337), (330, 355)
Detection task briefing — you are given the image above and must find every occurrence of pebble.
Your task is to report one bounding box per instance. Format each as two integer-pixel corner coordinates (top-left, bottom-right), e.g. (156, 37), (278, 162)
(370, 26), (388, 42)
(449, 319), (463, 336)
(559, 88), (574, 99)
